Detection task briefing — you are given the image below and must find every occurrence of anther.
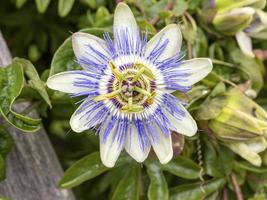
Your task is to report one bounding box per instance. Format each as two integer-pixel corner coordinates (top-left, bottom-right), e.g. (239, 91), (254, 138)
(146, 91), (156, 105)
(135, 63), (155, 80)
(132, 67), (146, 82)
(94, 89), (121, 101)
(109, 61), (124, 81)
(133, 86), (152, 97)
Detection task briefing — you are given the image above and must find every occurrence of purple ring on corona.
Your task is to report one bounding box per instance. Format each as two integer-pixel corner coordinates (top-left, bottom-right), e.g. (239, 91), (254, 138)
(47, 3), (213, 167)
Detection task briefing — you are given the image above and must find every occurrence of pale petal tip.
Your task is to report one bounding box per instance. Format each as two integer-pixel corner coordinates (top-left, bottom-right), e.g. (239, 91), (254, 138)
(125, 145), (150, 163)
(100, 149), (120, 168)
(159, 149), (173, 164)
(115, 2), (132, 17)
(185, 119), (198, 137)
(71, 32), (85, 50)
(46, 76), (54, 90)
(129, 152), (148, 163)
(101, 158), (116, 168)
(69, 115), (85, 133)
(116, 2), (130, 10)
(206, 58), (213, 73)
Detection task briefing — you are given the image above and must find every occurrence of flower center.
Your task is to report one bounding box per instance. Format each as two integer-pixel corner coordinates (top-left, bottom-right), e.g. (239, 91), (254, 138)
(95, 61), (156, 113)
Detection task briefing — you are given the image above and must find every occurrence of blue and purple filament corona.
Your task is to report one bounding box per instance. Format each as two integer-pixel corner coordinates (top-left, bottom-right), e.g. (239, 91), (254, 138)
(47, 3), (212, 167)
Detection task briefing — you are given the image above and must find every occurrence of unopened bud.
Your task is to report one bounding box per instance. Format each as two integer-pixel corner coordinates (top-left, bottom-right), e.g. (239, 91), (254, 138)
(213, 7), (255, 35)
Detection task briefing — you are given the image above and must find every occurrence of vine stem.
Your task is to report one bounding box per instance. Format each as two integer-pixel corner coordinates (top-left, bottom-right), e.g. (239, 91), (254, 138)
(149, 0), (175, 25)
(223, 188), (229, 200)
(115, 0), (123, 4)
(231, 173), (244, 200)
(254, 50), (267, 60)
(197, 135), (205, 195)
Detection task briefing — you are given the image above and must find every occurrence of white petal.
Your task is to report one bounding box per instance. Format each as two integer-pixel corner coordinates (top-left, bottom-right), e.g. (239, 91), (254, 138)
(146, 24), (182, 61)
(70, 100), (104, 133)
(236, 31), (254, 58)
(47, 71), (94, 93)
(164, 102), (198, 137)
(256, 9), (267, 25)
(125, 124), (150, 163)
(151, 129), (173, 164)
(113, 3), (138, 33)
(176, 58), (213, 86)
(227, 142), (262, 166)
(100, 120), (123, 167)
(246, 137), (267, 153)
(72, 32), (110, 62)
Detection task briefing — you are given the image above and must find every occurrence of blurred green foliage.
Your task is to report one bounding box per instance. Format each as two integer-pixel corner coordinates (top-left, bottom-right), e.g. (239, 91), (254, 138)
(1, 0), (267, 200)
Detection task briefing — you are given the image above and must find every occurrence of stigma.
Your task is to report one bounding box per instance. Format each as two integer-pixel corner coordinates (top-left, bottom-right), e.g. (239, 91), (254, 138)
(94, 61), (157, 113)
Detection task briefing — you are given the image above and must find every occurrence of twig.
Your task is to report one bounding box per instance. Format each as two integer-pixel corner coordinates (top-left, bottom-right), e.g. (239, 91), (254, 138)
(149, 0), (175, 25)
(254, 50), (267, 60)
(231, 173), (244, 200)
(132, 1), (146, 16)
(187, 41), (192, 59)
(115, 0), (123, 4)
(223, 188), (228, 200)
(197, 136), (205, 194)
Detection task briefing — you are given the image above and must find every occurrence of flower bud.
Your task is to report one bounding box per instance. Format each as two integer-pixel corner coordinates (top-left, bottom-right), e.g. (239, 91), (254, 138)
(245, 10), (267, 39)
(197, 88), (267, 166)
(213, 7), (255, 35)
(215, 0), (266, 12)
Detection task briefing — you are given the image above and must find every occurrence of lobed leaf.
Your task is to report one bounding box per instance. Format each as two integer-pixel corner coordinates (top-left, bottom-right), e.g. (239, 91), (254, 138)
(170, 178), (226, 200)
(146, 162), (169, 200)
(0, 155), (5, 181)
(14, 58), (51, 107)
(161, 156), (200, 179)
(111, 165), (140, 200)
(35, 0), (51, 14)
(59, 152), (109, 188)
(58, 0), (75, 17)
(0, 61), (41, 132)
(0, 125), (13, 157)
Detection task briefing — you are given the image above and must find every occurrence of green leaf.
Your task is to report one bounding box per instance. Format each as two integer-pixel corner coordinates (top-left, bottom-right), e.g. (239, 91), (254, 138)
(161, 156), (200, 179)
(83, 0), (97, 9)
(35, 0), (51, 13)
(236, 161), (267, 173)
(229, 48), (264, 92)
(0, 126), (13, 157)
(59, 152), (108, 188)
(0, 155), (6, 181)
(14, 58), (51, 108)
(95, 6), (110, 22)
(146, 162), (169, 200)
(173, 0), (188, 16)
(0, 61), (41, 132)
(203, 138), (234, 177)
(170, 178), (226, 200)
(111, 165), (140, 200)
(195, 96), (227, 120)
(15, 0), (28, 8)
(49, 28), (110, 76)
(58, 0), (75, 17)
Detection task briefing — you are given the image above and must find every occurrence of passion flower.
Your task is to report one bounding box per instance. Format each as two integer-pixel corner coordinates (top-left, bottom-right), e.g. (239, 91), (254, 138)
(47, 3), (212, 167)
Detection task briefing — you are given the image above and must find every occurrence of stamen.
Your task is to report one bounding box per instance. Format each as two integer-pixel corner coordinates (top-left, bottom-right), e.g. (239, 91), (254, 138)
(146, 91), (156, 105)
(133, 86), (151, 97)
(132, 67), (146, 82)
(109, 61), (124, 81)
(121, 97), (144, 113)
(128, 97), (133, 109)
(135, 63), (155, 80)
(94, 89), (121, 101)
